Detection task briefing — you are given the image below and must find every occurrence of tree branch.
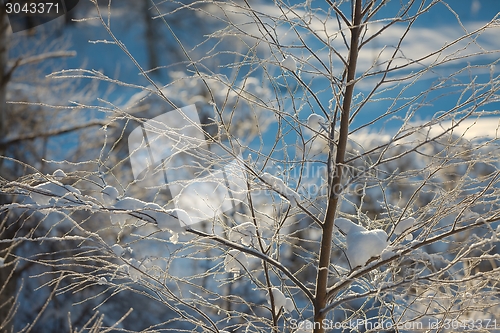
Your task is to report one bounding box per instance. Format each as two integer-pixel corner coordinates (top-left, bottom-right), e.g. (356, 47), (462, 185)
(322, 215), (500, 315)
(185, 227), (315, 303)
(0, 120), (113, 148)
(314, 0), (363, 331)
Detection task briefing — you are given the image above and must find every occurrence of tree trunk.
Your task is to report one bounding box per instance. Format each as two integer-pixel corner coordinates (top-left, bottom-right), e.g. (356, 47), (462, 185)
(143, 0), (159, 76)
(0, 5), (8, 136)
(313, 1), (363, 331)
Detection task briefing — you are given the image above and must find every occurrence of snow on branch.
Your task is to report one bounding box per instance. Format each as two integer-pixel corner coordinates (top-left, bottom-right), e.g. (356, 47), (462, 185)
(0, 235), (91, 243)
(260, 172), (300, 207)
(335, 217), (389, 269)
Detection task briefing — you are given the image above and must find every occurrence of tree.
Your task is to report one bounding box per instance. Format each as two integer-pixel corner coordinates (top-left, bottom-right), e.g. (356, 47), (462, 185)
(1, 0), (500, 332)
(0, 8), (114, 330)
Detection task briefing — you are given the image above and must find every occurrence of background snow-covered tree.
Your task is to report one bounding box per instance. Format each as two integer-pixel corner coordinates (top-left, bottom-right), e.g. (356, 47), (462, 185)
(1, 0), (500, 332)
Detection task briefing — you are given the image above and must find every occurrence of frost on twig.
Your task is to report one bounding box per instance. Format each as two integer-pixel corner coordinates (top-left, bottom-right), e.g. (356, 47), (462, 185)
(30, 181), (81, 206)
(108, 196), (177, 230)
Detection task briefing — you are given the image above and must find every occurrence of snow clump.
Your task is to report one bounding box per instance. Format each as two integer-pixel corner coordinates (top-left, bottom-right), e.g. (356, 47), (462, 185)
(224, 250), (248, 273)
(281, 55), (297, 72)
(109, 197), (173, 228)
(101, 186), (119, 205)
(30, 181), (80, 206)
(128, 258), (142, 282)
(261, 172), (300, 206)
(229, 222), (256, 246)
(380, 246), (397, 261)
(475, 216), (486, 224)
(393, 217), (416, 235)
(52, 169), (67, 180)
(307, 114), (327, 132)
(270, 287), (287, 310)
(169, 232), (179, 244)
(285, 297), (295, 313)
(335, 217), (389, 268)
(111, 244), (125, 257)
(268, 287), (294, 312)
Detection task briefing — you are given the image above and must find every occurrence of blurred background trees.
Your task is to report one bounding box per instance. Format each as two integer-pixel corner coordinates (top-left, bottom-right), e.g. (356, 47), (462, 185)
(0, 0), (499, 332)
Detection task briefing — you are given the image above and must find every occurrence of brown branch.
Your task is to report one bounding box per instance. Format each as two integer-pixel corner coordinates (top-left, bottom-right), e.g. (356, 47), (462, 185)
(326, 0), (351, 28)
(16, 51), (77, 67)
(321, 215), (500, 315)
(313, 0), (363, 331)
(2, 51), (77, 89)
(0, 120), (113, 148)
(185, 227), (315, 303)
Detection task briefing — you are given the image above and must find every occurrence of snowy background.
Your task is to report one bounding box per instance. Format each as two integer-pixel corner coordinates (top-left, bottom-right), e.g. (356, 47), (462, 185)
(1, 0), (500, 332)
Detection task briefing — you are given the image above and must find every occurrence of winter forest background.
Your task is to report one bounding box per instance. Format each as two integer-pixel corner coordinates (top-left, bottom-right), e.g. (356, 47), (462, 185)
(1, 0), (500, 332)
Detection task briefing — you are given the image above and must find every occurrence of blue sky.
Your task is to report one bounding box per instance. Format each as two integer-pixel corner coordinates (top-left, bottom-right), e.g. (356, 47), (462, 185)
(10, 0), (500, 151)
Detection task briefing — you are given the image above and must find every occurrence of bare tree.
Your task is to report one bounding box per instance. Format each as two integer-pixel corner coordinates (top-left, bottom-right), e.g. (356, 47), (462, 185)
(1, 0), (500, 332)
(0, 12), (116, 331)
